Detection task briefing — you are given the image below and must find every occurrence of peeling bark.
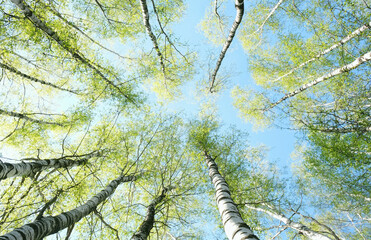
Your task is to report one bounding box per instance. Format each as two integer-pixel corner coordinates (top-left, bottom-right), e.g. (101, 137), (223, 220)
(209, 0), (244, 93)
(0, 151), (100, 180)
(0, 174), (137, 240)
(131, 188), (169, 240)
(205, 152), (259, 240)
(266, 51), (371, 110)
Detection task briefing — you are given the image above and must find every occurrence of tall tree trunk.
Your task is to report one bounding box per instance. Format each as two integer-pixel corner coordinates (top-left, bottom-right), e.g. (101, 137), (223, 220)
(0, 174), (138, 240)
(266, 51), (371, 110)
(249, 0), (284, 37)
(10, 0), (131, 101)
(139, 0), (167, 79)
(204, 152), (259, 240)
(0, 152), (100, 180)
(131, 187), (169, 240)
(209, 0), (244, 92)
(272, 21), (371, 83)
(245, 205), (334, 240)
(0, 62), (77, 94)
(0, 109), (64, 126)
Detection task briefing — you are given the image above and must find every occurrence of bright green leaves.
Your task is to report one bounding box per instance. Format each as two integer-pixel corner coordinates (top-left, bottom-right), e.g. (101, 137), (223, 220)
(231, 86), (273, 129)
(199, 0), (230, 46)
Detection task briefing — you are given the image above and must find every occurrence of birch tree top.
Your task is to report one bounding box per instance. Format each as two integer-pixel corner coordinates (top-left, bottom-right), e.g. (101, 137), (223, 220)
(0, 0), (369, 239)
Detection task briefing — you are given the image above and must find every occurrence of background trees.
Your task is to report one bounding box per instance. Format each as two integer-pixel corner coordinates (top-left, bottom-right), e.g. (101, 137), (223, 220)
(0, 0), (369, 239)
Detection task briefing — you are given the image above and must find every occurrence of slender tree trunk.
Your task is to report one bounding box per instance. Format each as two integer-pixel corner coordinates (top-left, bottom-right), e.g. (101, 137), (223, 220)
(0, 174), (138, 240)
(0, 109), (64, 126)
(250, 0), (284, 36)
(45, 4), (130, 61)
(245, 205), (333, 240)
(272, 21), (371, 83)
(0, 62), (77, 94)
(139, 0), (167, 79)
(0, 152), (100, 180)
(210, 0), (244, 92)
(131, 188), (169, 240)
(204, 152), (259, 240)
(10, 0), (131, 101)
(266, 51), (371, 110)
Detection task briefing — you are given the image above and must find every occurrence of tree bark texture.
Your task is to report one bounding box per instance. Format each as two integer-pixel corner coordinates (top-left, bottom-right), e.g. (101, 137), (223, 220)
(131, 188), (169, 240)
(0, 174), (137, 240)
(0, 152), (100, 180)
(139, 0), (167, 79)
(205, 152), (259, 240)
(209, 0), (244, 92)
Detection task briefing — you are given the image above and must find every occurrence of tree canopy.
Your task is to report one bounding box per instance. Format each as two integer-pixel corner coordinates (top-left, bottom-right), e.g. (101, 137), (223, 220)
(0, 0), (369, 239)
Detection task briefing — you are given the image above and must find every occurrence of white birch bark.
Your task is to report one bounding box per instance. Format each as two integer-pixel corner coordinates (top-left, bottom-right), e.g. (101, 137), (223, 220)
(210, 0), (244, 92)
(10, 0), (131, 101)
(131, 188), (169, 240)
(205, 152), (259, 240)
(249, 0), (284, 36)
(0, 62), (77, 94)
(246, 205), (333, 240)
(0, 109), (64, 126)
(0, 152), (100, 180)
(0, 174), (137, 240)
(272, 21), (371, 83)
(139, 0), (167, 79)
(266, 51), (371, 110)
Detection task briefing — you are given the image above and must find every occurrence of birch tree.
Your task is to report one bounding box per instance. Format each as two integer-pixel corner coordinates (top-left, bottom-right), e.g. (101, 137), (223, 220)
(0, 151), (100, 180)
(131, 187), (170, 240)
(209, 0), (244, 92)
(0, 174), (138, 240)
(245, 205), (335, 240)
(188, 120), (260, 240)
(204, 151), (259, 240)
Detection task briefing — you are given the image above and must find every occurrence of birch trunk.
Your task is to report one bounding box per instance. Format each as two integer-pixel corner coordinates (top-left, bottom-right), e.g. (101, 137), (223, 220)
(0, 174), (137, 240)
(210, 0), (244, 92)
(272, 21), (371, 83)
(250, 0), (284, 36)
(266, 51), (371, 110)
(0, 109), (64, 126)
(0, 62), (77, 94)
(10, 0), (130, 101)
(131, 188), (169, 240)
(205, 152), (259, 240)
(246, 205), (333, 240)
(0, 152), (100, 180)
(139, 0), (167, 79)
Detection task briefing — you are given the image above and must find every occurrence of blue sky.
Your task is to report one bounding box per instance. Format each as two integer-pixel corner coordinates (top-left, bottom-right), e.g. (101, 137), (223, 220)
(166, 0), (297, 176)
